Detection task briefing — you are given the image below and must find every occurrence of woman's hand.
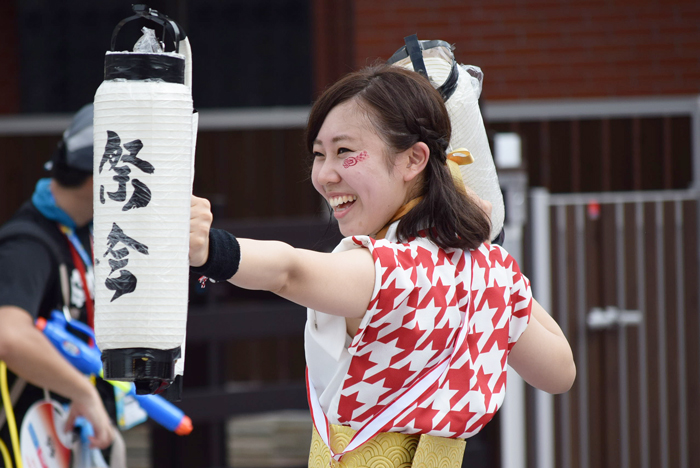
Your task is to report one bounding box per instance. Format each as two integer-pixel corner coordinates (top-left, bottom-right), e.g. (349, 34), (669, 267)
(190, 195), (213, 267)
(464, 185), (493, 221)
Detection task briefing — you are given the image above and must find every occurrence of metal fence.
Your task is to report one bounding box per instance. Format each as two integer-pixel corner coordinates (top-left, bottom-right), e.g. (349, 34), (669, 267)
(530, 188), (700, 468)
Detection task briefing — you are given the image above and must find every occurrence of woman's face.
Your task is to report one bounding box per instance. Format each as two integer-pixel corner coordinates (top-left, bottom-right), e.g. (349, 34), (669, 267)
(311, 99), (413, 237)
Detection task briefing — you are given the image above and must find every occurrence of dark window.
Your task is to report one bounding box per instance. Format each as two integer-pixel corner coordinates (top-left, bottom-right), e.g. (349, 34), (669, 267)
(16, 0), (312, 112)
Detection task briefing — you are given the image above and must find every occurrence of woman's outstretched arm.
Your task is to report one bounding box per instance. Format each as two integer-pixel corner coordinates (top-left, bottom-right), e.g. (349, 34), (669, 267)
(507, 299), (576, 394)
(190, 195), (375, 318)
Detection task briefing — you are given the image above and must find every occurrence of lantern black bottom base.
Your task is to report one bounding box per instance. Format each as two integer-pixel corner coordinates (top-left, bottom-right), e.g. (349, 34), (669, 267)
(102, 347), (181, 395)
(162, 374), (183, 402)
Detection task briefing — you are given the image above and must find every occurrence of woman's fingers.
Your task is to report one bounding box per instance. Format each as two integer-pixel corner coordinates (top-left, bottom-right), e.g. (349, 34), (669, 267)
(464, 186), (493, 220)
(190, 195), (213, 267)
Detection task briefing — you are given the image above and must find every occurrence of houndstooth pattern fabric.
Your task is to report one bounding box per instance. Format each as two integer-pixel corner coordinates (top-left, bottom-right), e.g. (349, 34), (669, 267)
(336, 236), (532, 439)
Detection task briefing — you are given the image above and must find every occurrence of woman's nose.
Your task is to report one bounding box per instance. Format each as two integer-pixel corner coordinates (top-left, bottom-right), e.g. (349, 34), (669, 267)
(315, 159), (341, 186)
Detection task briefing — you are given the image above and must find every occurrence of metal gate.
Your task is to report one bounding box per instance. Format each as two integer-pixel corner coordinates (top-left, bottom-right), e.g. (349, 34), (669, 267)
(530, 188), (700, 468)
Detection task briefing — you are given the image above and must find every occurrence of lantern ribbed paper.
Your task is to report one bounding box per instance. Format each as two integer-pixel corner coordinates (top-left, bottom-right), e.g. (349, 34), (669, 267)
(93, 51), (194, 388)
(396, 54), (505, 241)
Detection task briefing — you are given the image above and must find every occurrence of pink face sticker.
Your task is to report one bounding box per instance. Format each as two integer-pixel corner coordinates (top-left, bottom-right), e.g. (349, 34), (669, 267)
(342, 150), (369, 169)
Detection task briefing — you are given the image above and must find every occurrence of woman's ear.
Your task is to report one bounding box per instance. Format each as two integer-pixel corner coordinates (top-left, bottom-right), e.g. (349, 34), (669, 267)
(402, 141), (430, 182)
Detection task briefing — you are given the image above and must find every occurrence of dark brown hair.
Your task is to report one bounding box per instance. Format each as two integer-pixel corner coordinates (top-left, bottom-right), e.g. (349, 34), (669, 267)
(306, 65), (490, 250)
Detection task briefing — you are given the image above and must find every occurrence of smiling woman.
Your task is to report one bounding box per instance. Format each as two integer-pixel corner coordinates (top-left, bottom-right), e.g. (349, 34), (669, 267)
(188, 64), (575, 468)
(306, 66), (491, 249)
(310, 99), (422, 238)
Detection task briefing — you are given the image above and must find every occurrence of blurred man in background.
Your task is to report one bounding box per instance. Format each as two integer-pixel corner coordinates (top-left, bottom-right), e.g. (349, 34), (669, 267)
(0, 104), (125, 466)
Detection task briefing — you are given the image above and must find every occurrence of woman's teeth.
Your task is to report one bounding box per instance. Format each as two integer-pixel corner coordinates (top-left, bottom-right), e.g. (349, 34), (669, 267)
(329, 195), (357, 210)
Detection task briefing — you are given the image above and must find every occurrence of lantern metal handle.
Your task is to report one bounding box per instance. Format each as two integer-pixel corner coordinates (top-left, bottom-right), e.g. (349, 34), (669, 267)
(110, 4), (187, 53)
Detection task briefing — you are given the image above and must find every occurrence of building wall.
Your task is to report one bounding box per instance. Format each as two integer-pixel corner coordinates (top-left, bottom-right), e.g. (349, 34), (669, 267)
(354, 0), (700, 100)
(4, 1), (697, 114)
(0, 1), (20, 114)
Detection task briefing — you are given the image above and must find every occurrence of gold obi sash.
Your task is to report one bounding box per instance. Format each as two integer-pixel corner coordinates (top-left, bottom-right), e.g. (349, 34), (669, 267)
(308, 424), (466, 468)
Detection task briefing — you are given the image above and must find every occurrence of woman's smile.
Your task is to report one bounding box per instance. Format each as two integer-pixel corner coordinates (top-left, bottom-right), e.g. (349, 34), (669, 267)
(329, 194), (358, 214)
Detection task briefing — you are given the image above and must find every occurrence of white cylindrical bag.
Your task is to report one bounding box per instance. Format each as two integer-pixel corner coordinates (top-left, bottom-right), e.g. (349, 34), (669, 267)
(93, 7), (195, 394)
(390, 37), (505, 241)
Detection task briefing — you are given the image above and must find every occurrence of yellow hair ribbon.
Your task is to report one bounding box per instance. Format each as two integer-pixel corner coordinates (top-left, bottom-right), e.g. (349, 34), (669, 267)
(446, 148), (474, 166)
(446, 148), (473, 197)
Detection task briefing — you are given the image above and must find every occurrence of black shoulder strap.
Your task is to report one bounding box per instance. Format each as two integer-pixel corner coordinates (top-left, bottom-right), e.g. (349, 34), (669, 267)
(404, 34), (428, 79)
(0, 220), (70, 308)
(0, 220), (64, 265)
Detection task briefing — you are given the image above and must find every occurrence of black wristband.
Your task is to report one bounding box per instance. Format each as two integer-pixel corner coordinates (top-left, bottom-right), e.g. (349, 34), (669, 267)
(190, 228), (240, 281)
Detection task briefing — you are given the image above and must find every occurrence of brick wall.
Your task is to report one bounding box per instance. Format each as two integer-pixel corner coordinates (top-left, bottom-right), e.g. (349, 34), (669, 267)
(354, 0), (700, 100)
(0, 1), (20, 113)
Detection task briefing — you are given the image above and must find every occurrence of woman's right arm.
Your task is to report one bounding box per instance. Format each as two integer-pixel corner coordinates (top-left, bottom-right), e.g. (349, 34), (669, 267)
(190, 195), (376, 319)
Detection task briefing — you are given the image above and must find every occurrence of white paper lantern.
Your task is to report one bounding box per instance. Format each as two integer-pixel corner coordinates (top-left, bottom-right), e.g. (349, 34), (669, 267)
(93, 18), (196, 394)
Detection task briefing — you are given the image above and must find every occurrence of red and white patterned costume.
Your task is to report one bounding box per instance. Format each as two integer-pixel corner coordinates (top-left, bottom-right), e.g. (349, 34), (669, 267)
(305, 222), (532, 439)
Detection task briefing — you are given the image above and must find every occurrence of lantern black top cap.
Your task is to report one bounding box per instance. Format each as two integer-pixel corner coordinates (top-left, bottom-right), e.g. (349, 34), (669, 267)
(110, 4), (187, 53)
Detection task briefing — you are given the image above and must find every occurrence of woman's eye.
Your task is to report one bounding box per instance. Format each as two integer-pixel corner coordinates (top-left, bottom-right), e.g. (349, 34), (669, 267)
(313, 151), (325, 158)
(338, 147), (352, 155)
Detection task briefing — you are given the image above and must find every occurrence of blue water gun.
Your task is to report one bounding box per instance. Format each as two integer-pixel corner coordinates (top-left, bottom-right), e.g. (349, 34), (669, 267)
(36, 311), (193, 435)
